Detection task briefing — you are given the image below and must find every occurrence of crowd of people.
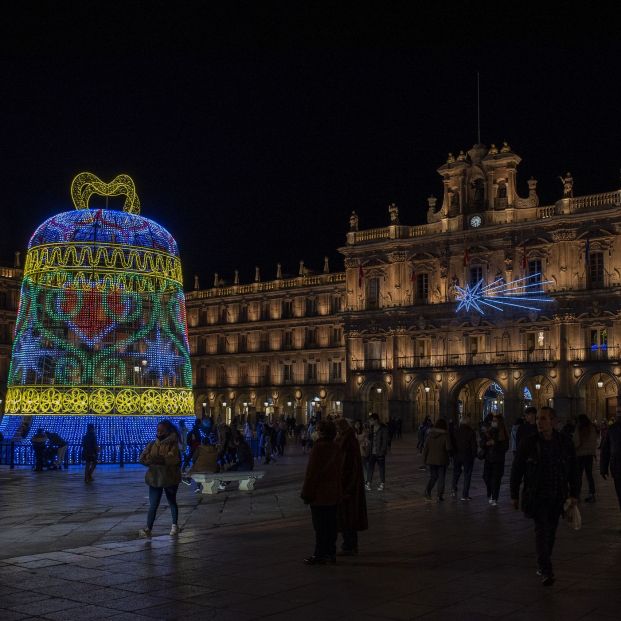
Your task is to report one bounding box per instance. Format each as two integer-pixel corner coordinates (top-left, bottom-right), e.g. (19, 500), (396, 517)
(413, 405), (621, 586)
(17, 404), (621, 588)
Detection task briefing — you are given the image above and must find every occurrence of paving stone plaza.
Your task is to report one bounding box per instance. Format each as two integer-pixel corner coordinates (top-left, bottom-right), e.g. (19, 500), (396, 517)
(1, 435), (620, 621)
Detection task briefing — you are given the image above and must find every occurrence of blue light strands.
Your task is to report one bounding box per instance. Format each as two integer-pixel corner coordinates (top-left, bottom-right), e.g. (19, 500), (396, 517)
(455, 273), (554, 315)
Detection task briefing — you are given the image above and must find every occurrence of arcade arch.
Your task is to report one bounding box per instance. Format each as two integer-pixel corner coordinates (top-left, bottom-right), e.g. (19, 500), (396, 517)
(454, 377), (505, 423)
(578, 370), (619, 424)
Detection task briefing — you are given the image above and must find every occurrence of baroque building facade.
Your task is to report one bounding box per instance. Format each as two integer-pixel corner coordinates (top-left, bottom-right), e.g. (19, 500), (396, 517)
(0, 256), (23, 408)
(187, 143), (621, 428)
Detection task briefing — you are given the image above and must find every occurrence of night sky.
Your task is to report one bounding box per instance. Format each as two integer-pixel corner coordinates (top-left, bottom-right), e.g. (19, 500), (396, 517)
(1, 3), (620, 288)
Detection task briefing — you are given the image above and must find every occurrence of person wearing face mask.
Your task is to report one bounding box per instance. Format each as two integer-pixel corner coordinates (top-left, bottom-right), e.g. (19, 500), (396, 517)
(138, 420), (182, 538)
(479, 413), (509, 506)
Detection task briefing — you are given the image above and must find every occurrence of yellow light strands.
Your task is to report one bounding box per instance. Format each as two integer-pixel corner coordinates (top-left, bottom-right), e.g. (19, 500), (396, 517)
(71, 172), (141, 214)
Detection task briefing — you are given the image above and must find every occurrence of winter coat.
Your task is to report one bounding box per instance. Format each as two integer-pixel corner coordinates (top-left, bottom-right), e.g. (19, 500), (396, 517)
(573, 424), (598, 457)
(600, 420), (621, 479)
(480, 424), (509, 463)
(356, 431), (370, 458)
(336, 428), (368, 532)
(423, 428), (452, 466)
(301, 437), (342, 506)
(453, 423), (477, 462)
(510, 430), (578, 516)
(140, 434), (182, 487)
(369, 424), (389, 456)
(189, 444), (218, 474)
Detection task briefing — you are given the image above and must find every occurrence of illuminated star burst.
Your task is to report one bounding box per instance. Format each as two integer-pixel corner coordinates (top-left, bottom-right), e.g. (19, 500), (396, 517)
(455, 273), (554, 315)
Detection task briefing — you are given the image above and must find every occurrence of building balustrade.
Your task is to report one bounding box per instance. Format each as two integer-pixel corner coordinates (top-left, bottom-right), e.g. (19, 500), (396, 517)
(351, 349), (557, 371)
(569, 346), (621, 362)
(194, 376), (346, 389)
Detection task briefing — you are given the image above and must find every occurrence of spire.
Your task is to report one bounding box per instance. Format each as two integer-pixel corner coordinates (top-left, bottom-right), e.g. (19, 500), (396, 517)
(14, 251), (21, 268)
(193, 274), (200, 290)
(234, 269), (239, 285)
(323, 256), (330, 273)
(213, 272), (219, 288)
(254, 266), (261, 282)
(299, 260), (305, 276)
(276, 263), (283, 279)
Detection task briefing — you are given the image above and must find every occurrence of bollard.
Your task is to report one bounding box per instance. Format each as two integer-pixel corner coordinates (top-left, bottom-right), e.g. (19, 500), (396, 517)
(119, 441), (125, 467)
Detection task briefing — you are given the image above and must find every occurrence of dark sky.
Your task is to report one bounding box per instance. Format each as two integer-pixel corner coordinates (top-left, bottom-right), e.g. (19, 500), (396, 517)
(1, 3), (621, 288)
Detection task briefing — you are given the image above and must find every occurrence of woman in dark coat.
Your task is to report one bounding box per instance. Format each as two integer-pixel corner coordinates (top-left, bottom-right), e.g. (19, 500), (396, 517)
(301, 419), (342, 565)
(335, 418), (368, 555)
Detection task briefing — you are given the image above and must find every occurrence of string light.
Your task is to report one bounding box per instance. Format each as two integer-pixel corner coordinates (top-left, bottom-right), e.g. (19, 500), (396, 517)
(455, 273), (554, 315)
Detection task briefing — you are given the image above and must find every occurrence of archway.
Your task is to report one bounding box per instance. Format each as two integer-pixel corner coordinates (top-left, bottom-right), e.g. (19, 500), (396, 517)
(363, 382), (388, 422)
(519, 375), (554, 414)
(411, 380), (440, 425)
(455, 378), (505, 424)
(582, 371), (618, 424)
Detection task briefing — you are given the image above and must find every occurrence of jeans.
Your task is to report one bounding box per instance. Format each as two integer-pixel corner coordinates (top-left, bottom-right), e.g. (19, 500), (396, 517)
(310, 505), (337, 559)
(483, 460), (505, 500)
(426, 465), (446, 497)
(367, 454), (385, 484)
(452, 458), (474, 497)
(576, 455), (596, 497)
(533, 502), (562, 577)
(147, 485), (179, 530)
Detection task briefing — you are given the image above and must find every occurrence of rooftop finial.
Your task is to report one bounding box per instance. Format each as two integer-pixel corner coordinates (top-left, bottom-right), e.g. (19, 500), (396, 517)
(323, 256), (330, 273)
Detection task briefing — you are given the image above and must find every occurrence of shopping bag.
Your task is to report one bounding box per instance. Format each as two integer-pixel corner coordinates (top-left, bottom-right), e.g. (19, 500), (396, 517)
(563, 499), (582, 531)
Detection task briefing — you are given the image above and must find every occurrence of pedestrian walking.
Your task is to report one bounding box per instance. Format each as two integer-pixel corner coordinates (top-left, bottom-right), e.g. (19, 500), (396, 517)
(335, 419), (368, 556)
(423, 418), (452, 502)
(515, 406), (537, 450)
(417, 416), (432, 453)
(81, 423), (98, 483)
(480, 413), (509, 506)
(510, 406), (578, 586)
(451, 416), (477, 500)
(366, 413), (389, 491)
(573, 414), (598, 502)
(138, 420), (182, 538)
(600, 407), (621, 523)
(301, 419), (342, 565)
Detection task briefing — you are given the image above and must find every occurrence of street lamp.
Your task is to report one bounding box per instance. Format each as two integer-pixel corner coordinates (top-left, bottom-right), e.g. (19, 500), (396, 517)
(534, 382), (541, 391)
(597, 375), (604, 389)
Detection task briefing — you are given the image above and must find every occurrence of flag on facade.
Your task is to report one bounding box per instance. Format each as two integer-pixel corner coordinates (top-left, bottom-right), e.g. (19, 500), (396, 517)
(585, 238), (590, 266)
(463, 246), (470, 267)
(521, 244), (527, 272)
(410, 264), (416, 284)
(358, 264), (364, 288)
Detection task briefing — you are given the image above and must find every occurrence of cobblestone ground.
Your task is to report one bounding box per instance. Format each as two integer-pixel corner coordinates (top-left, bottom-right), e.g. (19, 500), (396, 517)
(1, 434), (621, 620)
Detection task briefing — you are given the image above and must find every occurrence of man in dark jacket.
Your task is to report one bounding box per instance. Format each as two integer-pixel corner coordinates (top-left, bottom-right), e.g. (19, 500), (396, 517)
(451, 416), (477, 500)
(301, 419), (342, 565)
(366, 413), (389, 491)
(600, 409), (621, 514)
(515, 406), (538, 450)
(510, 406), (578, 586)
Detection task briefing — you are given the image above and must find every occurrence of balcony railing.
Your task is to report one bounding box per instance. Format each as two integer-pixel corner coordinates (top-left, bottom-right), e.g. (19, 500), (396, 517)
(351, 349), (556, 371)
(569, 346), (621, 362)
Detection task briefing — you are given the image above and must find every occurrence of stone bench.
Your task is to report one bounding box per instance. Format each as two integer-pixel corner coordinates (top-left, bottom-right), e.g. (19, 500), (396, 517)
(190, 471), (265, 494)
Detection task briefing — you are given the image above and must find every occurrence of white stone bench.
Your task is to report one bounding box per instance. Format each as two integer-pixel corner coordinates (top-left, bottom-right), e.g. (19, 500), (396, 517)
(190, 471), (265, 494)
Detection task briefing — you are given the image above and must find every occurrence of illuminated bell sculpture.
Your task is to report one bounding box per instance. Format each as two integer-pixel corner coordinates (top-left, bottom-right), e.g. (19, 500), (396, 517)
(2, 173), (194, 451)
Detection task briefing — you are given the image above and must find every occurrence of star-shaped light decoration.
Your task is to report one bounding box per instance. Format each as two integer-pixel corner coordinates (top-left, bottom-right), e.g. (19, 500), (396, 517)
(142, 326), (187, 385)
(455, 273), (554, 315)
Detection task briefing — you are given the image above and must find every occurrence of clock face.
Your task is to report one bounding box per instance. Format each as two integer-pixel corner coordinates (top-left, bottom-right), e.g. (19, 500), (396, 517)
(470, 215), (482, 228)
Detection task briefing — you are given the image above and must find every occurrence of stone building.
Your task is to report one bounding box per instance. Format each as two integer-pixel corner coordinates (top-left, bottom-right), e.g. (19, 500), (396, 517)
(0, 255), (23, 408)
(187, 143), (621, 427)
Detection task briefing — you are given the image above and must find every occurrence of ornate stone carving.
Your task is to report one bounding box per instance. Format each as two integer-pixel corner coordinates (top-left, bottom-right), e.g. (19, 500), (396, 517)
(388, 251), (408, 263)
(551, 229), (577, 242)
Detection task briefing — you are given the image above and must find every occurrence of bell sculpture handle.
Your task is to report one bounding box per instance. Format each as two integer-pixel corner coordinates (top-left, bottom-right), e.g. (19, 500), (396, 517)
(71, 172), (141, 215)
